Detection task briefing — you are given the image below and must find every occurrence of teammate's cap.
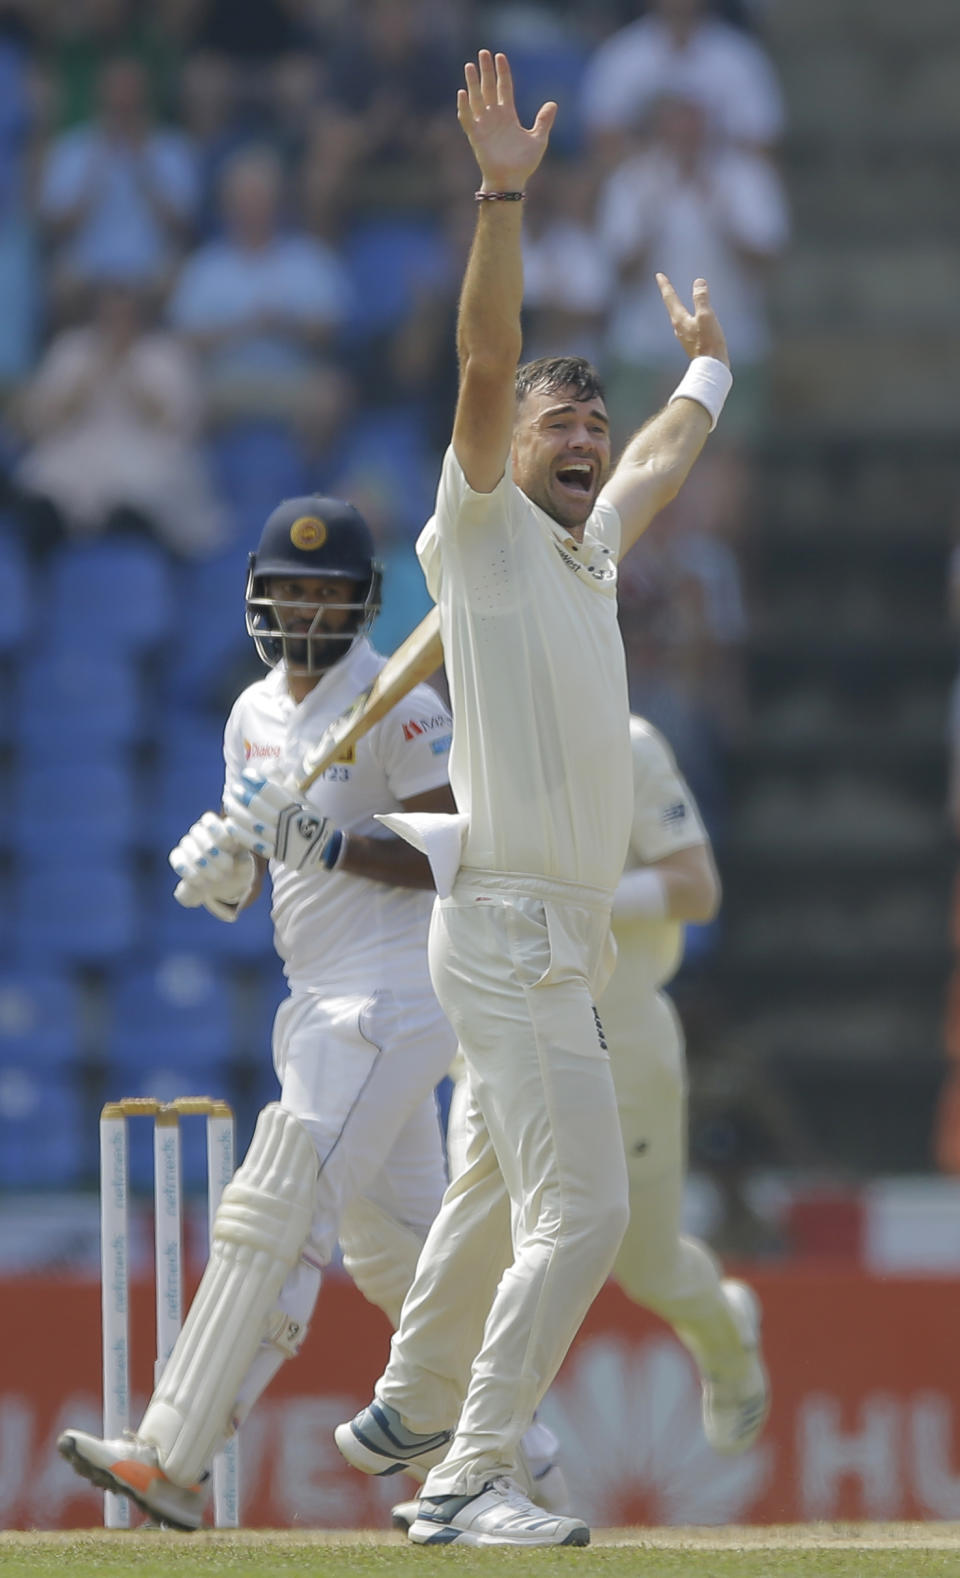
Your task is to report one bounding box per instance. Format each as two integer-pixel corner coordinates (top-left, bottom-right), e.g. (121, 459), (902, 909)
(251, 496), (375, 580)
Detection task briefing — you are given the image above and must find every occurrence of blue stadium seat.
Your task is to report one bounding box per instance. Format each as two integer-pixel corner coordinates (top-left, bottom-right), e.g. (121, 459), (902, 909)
(0, 534), (29, 656)
(0, 1072), (88, 1188)
(143, 751), (225, 852)
(147, 862), (275, 963)
(16, 861), (139, 962)
(342, 218), (452, 339)
(208, 423), (310, 538)
(49, 538), (173, 654)
(0, 967), (81, 1068)
(507, 40), (589, 155)
(105, 954), (234, 1073)
(163, 548), (258, 708)
(12, 759), (137, 856)
(14, 652), (141, 749)
(339, 405), (435, 533)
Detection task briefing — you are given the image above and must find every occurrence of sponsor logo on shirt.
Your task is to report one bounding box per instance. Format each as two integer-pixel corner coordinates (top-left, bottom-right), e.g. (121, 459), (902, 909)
(552, 539), (617, 583)
(244, 739), (282, 761)
(430, 734), (452, 755)
(401, 713), (450, 741)
(661, 801), (687, 826)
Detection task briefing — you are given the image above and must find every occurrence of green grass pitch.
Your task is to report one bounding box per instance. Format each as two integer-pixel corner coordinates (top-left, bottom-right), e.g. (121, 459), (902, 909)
(2, 1528), (960, 1578)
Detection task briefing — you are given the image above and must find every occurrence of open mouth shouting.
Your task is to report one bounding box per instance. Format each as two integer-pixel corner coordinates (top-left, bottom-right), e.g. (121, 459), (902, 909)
(554, 460), (596, 503)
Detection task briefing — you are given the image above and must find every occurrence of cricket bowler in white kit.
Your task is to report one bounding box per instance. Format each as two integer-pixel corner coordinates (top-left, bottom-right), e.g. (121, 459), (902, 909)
(59, 495), (464, 1528)
(335, 49), (762, 1548)
(389, 715), (769, 1533)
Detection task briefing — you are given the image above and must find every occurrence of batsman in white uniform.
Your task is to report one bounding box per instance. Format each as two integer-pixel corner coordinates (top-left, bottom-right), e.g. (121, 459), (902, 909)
(335, 50), (761, 1548)
(59, 495), (463, 1528)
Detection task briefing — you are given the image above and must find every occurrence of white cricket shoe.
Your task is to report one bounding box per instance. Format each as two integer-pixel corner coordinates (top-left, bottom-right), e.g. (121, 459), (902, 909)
(334, 1399), (453, 1480)
(392, 1455), (571, 1533)
(701, 1279), (770, 1454)
(408, 1476), (589, 1547)
(57, 1428), (208, 1530)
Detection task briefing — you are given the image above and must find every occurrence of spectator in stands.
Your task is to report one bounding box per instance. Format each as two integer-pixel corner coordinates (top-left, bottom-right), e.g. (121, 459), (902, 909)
(522, 160), (614, 366)
(181, 0), (320, 154)
(579, 0), (785, 165)
(37, 0), (182, 129)
(38, 53), (198, 312)
(323, 0), (466, 216)
(597, 90), (789, 454)
(168, 146), (354, 439)
(13, 280), (225, 558)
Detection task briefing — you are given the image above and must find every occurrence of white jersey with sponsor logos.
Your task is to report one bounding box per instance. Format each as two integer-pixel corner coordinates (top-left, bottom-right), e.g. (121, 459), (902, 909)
(602, 716), (710, 1022)
(417, 447), (633, 893)
(223, 638), (452, 995)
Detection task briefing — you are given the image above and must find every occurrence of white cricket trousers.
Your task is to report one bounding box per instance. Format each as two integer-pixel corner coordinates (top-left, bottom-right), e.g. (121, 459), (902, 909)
(231, 986), (453, 1429)
(377, 871), (630, 1497)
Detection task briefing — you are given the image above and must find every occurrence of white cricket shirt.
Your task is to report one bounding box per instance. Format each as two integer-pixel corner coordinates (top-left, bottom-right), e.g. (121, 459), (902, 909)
(607, 717), (710, 1005)
(417, 447), (634, 893)
(222, 638), (452, 995)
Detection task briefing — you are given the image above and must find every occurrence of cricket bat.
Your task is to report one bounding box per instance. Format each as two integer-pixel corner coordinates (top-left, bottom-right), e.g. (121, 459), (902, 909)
(296, 605), (443, 791)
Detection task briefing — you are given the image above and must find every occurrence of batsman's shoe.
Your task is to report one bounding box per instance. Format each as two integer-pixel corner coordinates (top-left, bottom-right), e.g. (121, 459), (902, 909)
(57, 1428), (207, 1531)
(408, 1476), (589, 1547)
(334, 1400), (453, 1480)
(702, 1279), (770, 1455)
(393, 1456), (571, 1533)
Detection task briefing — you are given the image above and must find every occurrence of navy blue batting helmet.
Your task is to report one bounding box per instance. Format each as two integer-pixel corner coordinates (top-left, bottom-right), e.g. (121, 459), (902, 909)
(245, 496), (383, 673)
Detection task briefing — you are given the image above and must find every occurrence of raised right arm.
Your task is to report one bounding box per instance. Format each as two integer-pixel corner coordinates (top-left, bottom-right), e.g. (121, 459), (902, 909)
(451, 50), (555, 494)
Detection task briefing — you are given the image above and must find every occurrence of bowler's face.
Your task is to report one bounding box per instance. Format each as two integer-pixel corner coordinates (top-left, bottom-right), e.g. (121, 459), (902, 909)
(510, 388), (611, 532)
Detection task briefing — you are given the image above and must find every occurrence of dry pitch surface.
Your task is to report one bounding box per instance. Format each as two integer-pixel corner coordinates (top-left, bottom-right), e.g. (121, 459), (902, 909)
(2, 1527), (960, 1578)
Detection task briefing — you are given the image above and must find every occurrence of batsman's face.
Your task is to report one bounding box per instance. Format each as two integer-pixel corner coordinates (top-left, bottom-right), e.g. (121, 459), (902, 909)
(511, 388), (611, 532)
(263, 575), (359, 669)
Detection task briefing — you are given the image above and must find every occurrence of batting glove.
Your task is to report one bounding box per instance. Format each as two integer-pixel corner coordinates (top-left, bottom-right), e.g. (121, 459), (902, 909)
(169, 811), (257, 922)
(223, 769), (343, 873)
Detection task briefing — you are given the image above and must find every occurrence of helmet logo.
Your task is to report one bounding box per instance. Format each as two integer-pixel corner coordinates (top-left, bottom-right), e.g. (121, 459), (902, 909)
(290, 515), (327, 551)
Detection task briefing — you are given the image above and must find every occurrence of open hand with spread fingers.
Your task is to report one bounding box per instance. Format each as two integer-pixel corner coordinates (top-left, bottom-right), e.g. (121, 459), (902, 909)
(169, 810), (256, 922)
(458, 49), (557, 192)
(223, 768), (342, 873)
(656, 274), (729, 367)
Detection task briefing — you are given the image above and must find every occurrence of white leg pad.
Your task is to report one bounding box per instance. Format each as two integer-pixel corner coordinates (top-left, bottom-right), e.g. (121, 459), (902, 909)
(338, 1196), (428, 1327)
(139, 1104), (317, 1485)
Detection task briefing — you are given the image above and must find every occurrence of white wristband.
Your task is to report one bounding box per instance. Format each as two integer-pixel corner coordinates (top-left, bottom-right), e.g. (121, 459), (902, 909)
(667, 356), (733, 432)
(611, 868), (668, 922)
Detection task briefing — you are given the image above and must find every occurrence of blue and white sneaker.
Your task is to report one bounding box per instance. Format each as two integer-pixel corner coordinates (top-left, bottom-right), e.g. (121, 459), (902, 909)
(334, 1399), (452, 1481)
(702, 1279), (771, 1454)
(392, 1456), (571, 1534)
(407, 1477), (589, 1547)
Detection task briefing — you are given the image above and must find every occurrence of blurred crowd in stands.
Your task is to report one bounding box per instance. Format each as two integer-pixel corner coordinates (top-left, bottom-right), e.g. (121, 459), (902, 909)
(0, 0), (790, 1199)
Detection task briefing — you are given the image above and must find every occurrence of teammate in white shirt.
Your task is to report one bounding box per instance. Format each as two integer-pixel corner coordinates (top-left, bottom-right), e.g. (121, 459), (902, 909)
(58, 495), (462, 1529)
(334, 50), (758, 1548)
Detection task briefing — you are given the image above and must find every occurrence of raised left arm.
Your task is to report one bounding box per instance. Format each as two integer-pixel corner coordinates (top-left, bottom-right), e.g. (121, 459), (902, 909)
(603, 274), (731, 560)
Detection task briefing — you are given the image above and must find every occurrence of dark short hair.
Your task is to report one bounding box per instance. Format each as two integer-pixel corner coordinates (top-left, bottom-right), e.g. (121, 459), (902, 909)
(515, 355), (606, 406)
